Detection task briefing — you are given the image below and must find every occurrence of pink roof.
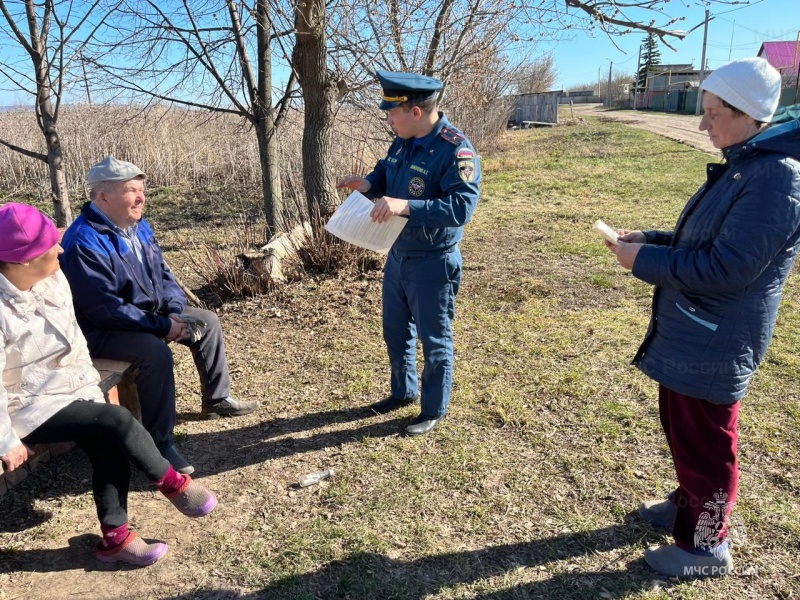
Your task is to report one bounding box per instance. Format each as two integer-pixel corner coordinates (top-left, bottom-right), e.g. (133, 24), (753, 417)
(758, 41), (800, 70)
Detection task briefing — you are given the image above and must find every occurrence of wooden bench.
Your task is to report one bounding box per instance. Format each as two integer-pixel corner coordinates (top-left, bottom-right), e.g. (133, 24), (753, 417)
(93, 358), (141, 421)
(0, 359), (139, 499)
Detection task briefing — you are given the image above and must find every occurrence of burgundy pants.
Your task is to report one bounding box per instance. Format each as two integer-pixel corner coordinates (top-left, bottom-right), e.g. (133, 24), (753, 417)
(658, 385), (740, 551)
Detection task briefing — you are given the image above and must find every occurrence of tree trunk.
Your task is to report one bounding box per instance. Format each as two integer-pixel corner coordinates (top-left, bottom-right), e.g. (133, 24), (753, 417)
(252, 0), (283, 234)
(292, 0), (339, 222)
(255, 118), (283, 233)
(26, 0), (71, 225)
(43, 114), (71, 225)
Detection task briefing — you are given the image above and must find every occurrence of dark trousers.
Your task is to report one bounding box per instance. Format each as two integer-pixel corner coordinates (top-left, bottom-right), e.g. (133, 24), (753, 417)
(23, 401), (170, 528)
(658, 385), (740, 551)
(85, 307), (231, 448)
(382, 248), (462, 418)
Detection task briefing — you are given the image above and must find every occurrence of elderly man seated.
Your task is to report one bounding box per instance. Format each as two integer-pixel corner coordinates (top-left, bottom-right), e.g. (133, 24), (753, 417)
(61, 156), (259, 474)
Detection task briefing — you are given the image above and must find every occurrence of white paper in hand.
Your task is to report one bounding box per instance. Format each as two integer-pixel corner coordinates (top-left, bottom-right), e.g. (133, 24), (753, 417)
(325, 191), (408, 254)
(592, 219), (619, 245)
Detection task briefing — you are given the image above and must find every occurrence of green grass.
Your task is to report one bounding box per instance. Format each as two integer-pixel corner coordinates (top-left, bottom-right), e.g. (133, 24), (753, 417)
(3, 115), (799, 599)
(200, 119), (795, 598)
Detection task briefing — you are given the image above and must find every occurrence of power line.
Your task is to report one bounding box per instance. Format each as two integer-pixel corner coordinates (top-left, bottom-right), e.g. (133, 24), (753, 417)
(715, 15), (782, 37)
(714, 0), (765, 16)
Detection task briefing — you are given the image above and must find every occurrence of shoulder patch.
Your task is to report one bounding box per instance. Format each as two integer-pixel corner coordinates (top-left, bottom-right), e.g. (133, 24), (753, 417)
(457, 148), (474, 159)
(440, 127), (465, 145)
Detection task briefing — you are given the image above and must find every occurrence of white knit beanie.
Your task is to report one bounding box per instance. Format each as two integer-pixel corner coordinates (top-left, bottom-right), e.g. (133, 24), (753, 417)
(700, 57), (782, 122)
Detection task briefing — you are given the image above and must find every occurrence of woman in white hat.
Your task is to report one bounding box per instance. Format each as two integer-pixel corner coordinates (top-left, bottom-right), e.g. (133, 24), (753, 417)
(0, 203), (218, 566)
(606, 57), (800, 577)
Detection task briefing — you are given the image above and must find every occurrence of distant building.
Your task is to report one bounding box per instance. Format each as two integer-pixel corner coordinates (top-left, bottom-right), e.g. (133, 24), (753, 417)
(635, 64), (700, 113)
(510, 90), (562, 125)
(758, 41), (800, 73)
(758, 41), (800, 105)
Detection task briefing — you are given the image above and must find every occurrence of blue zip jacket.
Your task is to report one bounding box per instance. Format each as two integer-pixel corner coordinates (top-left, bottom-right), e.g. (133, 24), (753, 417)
(631, 118), (800, 403)
(365, 113), (481, 253)
(60, 202), (187, 338)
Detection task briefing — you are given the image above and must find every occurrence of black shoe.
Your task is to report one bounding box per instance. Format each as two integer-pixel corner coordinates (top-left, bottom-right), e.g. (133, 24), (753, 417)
(404, 414), (444, 436)
(160, 443), (194, 475)
(201, 396), (260, 420)
(370, 394), (420, 415)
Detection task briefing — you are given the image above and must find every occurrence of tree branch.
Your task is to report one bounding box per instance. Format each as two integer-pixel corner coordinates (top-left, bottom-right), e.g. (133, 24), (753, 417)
(564, 0), (690, 48)
(0, 138), (47, 162)
(0, 0), (35, 55)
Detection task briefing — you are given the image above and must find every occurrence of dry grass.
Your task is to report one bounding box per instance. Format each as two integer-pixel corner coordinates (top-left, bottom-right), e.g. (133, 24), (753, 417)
(0, 98), (507, 214)
(1, 116), (798, 600)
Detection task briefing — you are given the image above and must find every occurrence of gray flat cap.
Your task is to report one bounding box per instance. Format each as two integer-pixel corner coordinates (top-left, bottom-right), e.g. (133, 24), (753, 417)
(88, 156), (146, 186)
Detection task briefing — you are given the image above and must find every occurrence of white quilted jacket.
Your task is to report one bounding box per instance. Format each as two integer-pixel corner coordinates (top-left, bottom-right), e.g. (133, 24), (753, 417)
(0, 270), (103, 457)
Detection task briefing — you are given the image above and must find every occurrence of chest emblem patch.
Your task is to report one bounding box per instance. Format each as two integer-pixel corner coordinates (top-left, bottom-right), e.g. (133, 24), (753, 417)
(409, 177), (426, 197)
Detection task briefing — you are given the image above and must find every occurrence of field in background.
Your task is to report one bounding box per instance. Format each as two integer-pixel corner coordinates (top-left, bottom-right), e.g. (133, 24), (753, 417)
(0, 98), (509, 215)
(1, 116), (799, 599)
(0, 104), (389, 214)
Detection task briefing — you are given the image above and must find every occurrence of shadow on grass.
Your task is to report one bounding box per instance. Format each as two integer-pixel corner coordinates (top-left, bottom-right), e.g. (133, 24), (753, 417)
(179, 406), (407, 478)
(0, 406), (404, 533)
(0, 521), (665, 599)
(164, 520), (661, 600)
(0, 533), (168, 574)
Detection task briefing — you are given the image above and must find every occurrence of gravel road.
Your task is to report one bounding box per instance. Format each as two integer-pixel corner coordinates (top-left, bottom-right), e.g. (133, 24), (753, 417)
(566, 103), (720, 157)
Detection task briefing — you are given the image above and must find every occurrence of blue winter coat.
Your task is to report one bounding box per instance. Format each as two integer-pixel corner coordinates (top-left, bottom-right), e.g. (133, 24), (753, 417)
(60, 203), (187, 339)
(364, 113), (481, 253)
(632, 118), (800, 403)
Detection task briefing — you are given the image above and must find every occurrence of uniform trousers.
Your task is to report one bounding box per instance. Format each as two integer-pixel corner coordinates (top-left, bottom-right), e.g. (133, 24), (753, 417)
(84, 307), (231, 449)
(382, 247), (462, 418)
(22, 401), (170, 528)
(658, 385), (740, 552)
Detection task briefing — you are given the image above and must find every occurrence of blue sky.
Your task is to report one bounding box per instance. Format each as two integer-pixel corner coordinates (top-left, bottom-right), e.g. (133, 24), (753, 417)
(1, 1), (797, 107)
(542, 0), (800, 90)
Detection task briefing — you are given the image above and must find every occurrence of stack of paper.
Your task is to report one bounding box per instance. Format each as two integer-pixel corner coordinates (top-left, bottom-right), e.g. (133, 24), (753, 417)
(325, 191), (408, 254)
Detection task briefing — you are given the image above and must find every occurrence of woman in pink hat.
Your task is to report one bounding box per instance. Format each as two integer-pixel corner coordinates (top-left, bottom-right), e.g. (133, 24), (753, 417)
(0, 203), (218, 566)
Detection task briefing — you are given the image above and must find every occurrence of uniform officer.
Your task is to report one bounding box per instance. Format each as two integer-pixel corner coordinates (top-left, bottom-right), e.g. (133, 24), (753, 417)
(337, 70), (481, 436)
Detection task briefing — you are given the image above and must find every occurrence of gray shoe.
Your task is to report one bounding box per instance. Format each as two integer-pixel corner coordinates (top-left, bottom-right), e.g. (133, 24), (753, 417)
(201, 396), (260, 420)
(645, 543), (733, 578)
(639, 497), (677, 528)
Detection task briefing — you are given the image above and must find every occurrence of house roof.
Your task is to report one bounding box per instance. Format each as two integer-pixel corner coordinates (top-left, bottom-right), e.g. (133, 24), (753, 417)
(758, 41), (800, 70)
(648, 64), (698, 75)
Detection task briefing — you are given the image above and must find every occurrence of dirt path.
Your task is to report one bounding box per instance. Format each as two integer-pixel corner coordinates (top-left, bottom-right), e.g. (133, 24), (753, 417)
(567, 103), (719, 156)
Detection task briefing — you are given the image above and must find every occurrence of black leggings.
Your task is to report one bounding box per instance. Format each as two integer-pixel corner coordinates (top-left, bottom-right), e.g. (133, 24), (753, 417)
(22, 401), (170, 528)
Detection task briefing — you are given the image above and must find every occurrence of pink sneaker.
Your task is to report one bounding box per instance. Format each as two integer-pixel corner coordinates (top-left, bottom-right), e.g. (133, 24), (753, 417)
(164, 475), (218, 517)
(94, 531), (168, 566)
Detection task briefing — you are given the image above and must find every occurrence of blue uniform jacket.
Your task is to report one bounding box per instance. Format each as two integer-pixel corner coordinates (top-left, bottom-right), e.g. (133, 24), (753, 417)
(365, 113), (481, 253)
(632, 118), (800, 403)
(60, 202), (187, 339)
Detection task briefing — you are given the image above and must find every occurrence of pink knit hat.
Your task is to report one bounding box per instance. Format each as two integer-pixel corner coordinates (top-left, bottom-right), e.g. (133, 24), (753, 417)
(0, 203), (60, 263)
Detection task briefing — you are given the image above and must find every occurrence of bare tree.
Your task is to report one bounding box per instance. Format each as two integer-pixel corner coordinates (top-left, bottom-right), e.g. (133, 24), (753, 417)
(0, 0), (116, 225)
(90, 0), (296, 232)
(559, 0), (750, 50)
(328, 1), (524, 93)
(88, 0), (751, 236)
(290, 0), (341, 220)
(515, 55), (558, 94)
(289, 0), (745, 225)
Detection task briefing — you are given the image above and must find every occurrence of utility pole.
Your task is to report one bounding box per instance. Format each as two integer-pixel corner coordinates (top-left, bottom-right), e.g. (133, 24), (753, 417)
(598, 66), (601, 97)
(633, 44), (642, 110)
(695, 8), (710, 115)
(607, 61), (613, 107)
